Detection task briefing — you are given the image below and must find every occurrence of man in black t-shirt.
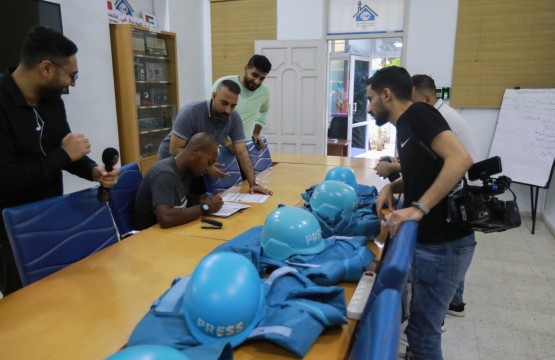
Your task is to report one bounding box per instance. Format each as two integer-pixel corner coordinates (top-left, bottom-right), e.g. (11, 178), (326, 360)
(134, 132), (223, 230)
(367, 66), (476, 360)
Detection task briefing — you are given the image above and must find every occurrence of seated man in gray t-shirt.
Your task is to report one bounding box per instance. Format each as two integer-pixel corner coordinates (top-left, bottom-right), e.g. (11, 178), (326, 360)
(134, 133), (223, 230)
(157, 80), (272, 195)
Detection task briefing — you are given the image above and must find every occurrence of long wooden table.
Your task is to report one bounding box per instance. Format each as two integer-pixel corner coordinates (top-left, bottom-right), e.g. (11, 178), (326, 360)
(0, 230), (224, 359)
(272, 153), (382, 169)
(0, 157), (386, 359)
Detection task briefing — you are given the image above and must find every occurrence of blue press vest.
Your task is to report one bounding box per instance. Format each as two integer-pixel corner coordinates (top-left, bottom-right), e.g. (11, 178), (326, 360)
(211, 226), (375, 285)
(126, 268), (347, 357)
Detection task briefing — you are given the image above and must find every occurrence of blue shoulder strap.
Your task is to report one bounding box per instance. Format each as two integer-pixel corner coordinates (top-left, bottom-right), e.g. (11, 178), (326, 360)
(152, 276), (190, 314)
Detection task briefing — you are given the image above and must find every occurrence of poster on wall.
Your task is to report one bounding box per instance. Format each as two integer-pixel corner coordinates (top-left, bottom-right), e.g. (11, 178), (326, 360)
(328, 0), (404, 35)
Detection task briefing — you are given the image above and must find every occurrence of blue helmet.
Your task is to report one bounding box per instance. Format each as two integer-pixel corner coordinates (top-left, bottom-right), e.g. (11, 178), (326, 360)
(325, 166), (359, 192)
(309, 180), (358, 220)
(106, 345), (189, 360)
(261, 206), (324, 261)
(182, 252), (265, 347)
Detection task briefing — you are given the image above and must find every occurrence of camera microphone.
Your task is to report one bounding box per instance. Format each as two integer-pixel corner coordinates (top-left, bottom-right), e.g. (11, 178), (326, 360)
(97, 147), (119, 202)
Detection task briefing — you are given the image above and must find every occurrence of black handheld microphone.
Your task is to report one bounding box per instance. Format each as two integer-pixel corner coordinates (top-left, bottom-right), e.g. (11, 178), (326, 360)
(97, 147), (119, 202)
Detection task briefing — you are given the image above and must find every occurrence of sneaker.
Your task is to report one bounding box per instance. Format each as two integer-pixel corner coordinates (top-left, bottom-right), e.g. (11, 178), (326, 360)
(447, 302), (466, 317)
(441, 319), (447, 333)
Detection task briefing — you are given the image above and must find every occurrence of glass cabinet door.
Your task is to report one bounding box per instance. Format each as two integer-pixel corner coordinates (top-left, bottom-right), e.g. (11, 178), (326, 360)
(132, 29), (177, 158)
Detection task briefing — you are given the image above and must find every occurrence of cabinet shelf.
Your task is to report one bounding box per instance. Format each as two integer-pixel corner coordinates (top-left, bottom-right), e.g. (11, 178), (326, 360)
(137, 104), (175, 110)
(110, 24), (179, 174)
(134, 54), (172, 61)
(139, 127), (172, 135)
(135, 81), (173, 84)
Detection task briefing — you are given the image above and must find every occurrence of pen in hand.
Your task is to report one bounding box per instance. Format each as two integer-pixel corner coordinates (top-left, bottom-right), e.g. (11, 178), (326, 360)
(204, 192), (224, 213)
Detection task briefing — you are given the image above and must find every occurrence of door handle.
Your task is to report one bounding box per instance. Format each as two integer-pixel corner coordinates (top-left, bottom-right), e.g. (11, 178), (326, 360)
(352, 102), (357, 113)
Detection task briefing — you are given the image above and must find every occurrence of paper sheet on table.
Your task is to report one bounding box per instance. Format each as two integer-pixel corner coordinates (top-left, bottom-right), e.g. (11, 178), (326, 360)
(222, 193), (270, 203)
(211, 202), (251, 217)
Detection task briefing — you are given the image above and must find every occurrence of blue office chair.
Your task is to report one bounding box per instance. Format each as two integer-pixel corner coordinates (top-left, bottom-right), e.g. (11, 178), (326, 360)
(108, 162), (142, 237)
(328, 116), (348, 140)
(349, 288), (402, 360)
(203, 146), (242, 194)
(2, 187), (119, 286)
(246, 137), (272, 174)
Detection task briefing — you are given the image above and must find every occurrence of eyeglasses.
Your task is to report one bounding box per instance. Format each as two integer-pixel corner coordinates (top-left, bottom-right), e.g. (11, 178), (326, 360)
(50, 60), (79, 82)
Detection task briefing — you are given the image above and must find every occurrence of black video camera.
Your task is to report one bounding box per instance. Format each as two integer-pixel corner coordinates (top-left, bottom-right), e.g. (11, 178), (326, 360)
(447, 156), (522, 233)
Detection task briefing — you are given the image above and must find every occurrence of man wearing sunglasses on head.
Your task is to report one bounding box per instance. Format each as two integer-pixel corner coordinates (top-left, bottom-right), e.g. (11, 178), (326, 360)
(0, 26), (120, 295)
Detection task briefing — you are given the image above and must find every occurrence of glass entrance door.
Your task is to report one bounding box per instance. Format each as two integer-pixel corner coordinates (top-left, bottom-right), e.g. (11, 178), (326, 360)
(327, 38), (402, 159)
(327, 54), (370, 157)
(348, 55), (371, 157)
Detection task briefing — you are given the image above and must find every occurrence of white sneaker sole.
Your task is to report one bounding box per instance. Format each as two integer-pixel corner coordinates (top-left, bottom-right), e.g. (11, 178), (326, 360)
(447, 309), (465, 317)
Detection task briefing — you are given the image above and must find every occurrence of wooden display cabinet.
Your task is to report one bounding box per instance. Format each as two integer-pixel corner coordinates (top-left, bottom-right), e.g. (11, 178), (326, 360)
(109, 24), (179, 174)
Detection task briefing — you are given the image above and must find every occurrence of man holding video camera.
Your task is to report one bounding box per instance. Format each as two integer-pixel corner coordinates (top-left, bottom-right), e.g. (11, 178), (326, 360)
(375, 73), (480, 319)
(368, 66), (476, 360)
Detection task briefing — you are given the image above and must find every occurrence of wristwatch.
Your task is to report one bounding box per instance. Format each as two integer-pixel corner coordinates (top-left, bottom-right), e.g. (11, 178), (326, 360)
(200, 202), (210, 214)
(411, 201), (430, 215)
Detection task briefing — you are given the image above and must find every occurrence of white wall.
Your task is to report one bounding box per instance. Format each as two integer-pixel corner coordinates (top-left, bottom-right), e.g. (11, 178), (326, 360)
(53, 0), (120, 194)
(277, 0), (325, 40)
(167, 0), (212, 103)
(127, 0), (154, 18)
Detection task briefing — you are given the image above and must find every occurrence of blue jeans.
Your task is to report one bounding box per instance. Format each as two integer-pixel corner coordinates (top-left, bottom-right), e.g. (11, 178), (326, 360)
(406, 233), (476, 360)
(452, 279), (465, 305)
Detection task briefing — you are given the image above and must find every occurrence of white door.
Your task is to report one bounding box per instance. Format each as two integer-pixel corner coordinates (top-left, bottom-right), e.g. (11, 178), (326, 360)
(255, 40), (327, 154)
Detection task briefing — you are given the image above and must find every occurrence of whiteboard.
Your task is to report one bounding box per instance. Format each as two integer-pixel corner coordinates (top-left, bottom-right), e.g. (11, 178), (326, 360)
(489, 89), (555, 187)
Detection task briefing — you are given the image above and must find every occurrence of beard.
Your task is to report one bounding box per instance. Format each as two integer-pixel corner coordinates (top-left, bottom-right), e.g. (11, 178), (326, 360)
(370, 109), (389, 127)
(39, 83), (66, 99)
(211, 111), (230, 123)
(243, 74), (260, 91)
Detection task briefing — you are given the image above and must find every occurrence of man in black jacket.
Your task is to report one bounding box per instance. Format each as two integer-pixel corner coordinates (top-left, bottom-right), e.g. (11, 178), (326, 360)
(0, 26), (120, 295)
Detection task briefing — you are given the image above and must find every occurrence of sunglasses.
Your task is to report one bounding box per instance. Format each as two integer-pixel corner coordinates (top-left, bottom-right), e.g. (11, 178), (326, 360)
(50, 60), (79, 82)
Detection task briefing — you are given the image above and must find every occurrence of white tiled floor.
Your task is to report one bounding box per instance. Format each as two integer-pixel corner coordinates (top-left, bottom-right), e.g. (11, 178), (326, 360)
(401, 217), (555, 359)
